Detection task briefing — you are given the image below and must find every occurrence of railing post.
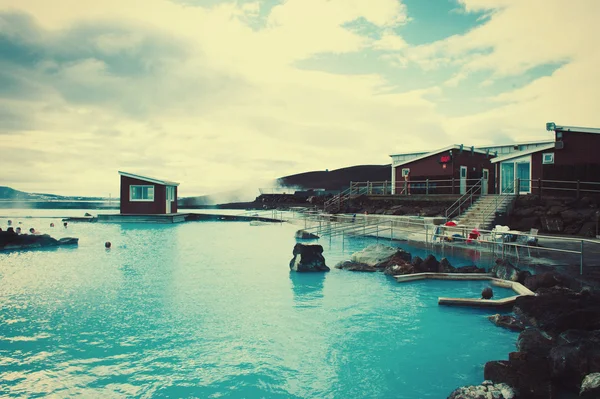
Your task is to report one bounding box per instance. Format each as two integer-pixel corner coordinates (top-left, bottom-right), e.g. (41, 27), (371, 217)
(581, 240), (584, 275)
(452, 178), (455, 194)
(538, 178), (542, 199)
(350, 181), (353, 195)
(516, 179), (520, 199)
(426, 179), (429, 195)
(577, 180), (581, 200)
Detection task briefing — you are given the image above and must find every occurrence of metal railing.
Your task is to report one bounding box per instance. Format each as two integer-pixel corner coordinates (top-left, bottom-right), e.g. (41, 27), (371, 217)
(519, 179), (600, 199)
(348, 178), (483, 196)
(324, 186), (353, 213)
(458, 180), (516, 229)
(445, 178), (483, 221)
(291, 211), (600, 275)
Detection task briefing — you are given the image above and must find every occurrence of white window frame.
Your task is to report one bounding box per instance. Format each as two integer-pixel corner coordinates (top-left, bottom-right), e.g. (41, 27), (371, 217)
(166, 186), (175, 201)
(542, 152), (555, 164)
(401, 168), (410, 177)
(130, 185), (155, 202)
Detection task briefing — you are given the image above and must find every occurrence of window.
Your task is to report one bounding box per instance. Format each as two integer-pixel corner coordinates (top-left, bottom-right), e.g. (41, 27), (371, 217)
(542, 153), (554, 164)
(130, 185), (154, 201)
(401, 168), (410, 177)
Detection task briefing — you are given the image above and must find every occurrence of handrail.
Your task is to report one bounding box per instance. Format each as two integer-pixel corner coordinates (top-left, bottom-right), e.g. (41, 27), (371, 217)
(445, 178), (483, 221)
(324, 184), (354, 212)
(464, 180), (517, 229)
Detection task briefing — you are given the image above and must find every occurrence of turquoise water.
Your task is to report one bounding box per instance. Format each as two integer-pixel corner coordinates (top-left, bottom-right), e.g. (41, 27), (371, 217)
(0, 215), (517, 398)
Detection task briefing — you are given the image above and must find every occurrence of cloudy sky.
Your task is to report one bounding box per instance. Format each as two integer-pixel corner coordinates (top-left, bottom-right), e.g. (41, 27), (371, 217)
(1, 0), (599, 197)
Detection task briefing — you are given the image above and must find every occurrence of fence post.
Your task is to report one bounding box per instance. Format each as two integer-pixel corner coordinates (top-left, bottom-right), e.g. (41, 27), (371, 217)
(426, 179), (429, 195)
(538, 178), (542, 199)
(577, 180), (581, 200)
(384, 180), (387, 195)
(452, 178), (455, 194)
(581, 240), (584, 275)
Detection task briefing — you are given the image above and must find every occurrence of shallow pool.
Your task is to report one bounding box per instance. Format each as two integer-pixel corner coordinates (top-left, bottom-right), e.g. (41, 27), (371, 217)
(0, 216), (517, 398)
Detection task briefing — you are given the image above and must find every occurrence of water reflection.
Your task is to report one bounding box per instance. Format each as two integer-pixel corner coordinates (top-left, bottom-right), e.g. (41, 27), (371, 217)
(289, 272), (326, 307)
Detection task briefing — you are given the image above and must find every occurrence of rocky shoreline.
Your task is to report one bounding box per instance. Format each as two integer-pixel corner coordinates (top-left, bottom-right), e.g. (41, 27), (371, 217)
(324, 243), (600, 398)
(0, 231), (79, 251)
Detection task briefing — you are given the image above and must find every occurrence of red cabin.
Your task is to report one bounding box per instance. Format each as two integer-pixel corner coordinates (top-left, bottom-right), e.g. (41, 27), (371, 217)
(118, 171), (179, 215)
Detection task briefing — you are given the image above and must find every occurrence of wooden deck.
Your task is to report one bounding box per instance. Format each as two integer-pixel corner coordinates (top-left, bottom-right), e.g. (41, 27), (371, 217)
(97, 213), (189, 223)
(94, 213), (285, 224)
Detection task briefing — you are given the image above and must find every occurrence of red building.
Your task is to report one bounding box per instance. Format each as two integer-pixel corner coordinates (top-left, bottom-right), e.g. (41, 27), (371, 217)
(390, 144), (495, 195)
(491, 124), (600, 194)
(118, 171), (179, 214)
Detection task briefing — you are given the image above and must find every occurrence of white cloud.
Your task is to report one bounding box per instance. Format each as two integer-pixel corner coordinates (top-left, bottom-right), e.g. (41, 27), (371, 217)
(0, 0), (599, 198)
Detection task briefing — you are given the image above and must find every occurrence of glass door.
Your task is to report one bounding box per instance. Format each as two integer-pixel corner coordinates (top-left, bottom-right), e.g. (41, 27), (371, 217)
(501, 163), (515, 194)
(517, 162), (530, 193)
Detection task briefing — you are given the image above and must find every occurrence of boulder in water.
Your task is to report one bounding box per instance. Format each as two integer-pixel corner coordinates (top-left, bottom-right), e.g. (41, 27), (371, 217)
(295, 230), (319, 239)
(488, 314), (525, 332)
(289, 243), (329, 272)
(447, 382), (515, 399)
(491, 259), (521, 281)
(580, 373), (600, 398)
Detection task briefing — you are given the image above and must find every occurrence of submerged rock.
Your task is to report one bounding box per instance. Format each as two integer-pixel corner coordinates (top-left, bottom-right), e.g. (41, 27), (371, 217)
(488, 314), (525, 332)
(335, 261), (377, 272)
(491, 259), (521, 281)
(580, 373), (600, 398)
(295, 229), (319, 239)
(336, 244), (412, 273)
(289, 243), (329, 272)
(447, 382), (515, 399)
(0, 232), (79, 251)
(349, 244), (410, 268)
(383, 263), (414, 276)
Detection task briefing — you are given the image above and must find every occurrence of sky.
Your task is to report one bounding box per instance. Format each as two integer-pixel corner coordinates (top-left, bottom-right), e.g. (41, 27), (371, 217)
(1, 0), (599, 197)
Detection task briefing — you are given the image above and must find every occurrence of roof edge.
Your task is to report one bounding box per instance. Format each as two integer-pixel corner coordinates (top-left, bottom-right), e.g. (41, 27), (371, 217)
(118, 171), (180, 186)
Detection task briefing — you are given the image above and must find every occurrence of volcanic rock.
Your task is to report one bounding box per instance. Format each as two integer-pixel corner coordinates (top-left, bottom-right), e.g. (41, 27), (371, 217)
(289, 243), (329, 272)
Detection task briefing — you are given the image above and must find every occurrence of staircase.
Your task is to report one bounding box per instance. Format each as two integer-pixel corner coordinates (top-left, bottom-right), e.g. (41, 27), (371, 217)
(324, 186), (353, 213)
(456, 195), (515, 229)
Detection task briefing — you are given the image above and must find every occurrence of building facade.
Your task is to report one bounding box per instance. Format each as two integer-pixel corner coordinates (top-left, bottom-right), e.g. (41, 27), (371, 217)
(390, 145), (495, 195)
(491, 124), (600, 194)
(119, 171), (179, 214)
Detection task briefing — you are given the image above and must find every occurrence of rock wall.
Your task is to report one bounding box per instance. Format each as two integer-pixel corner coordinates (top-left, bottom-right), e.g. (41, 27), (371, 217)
(509, 196), (600, 237)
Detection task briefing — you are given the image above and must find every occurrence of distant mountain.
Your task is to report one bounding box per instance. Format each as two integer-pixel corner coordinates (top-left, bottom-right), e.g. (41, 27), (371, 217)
(0, 186), (109, 201)
(181, 164), (392, 206)
(277, 164), (391, 191)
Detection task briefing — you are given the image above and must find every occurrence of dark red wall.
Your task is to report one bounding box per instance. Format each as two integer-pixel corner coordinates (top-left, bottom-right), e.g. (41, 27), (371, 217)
(394, 149), (495, 194)
(541, 132), (600, 182)
(120, 176), (177, 214)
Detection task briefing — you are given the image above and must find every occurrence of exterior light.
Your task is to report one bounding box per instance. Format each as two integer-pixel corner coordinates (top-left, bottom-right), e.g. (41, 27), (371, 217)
(546, 122), (556, 131)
